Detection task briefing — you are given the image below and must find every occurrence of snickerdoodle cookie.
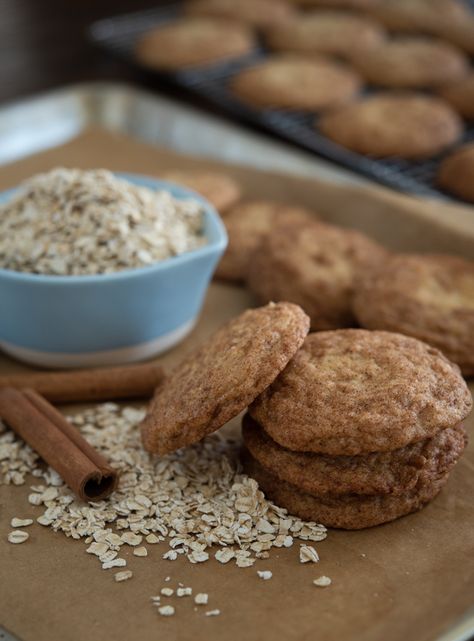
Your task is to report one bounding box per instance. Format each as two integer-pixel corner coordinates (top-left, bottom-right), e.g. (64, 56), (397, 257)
(230, 55), (361, 111)
(437, 144), (474, 203)
(352, 38), (469, 89)
(438, 74), (474, 120)
(319, 94), (463, 158)
(161, 170), (241, 213)
(185, 0), (295, 28)
(249, 330), (472, 455)
(242, 449), (459, 529)
(247, 219), (387, 329)
(215, 201), (315, 282)
(140, 302), (309, 454)
(135, 18), (255, 70)
(265, 11), (386, 60)
(353, 253), (474, 374)
(242, 414), (467, 496)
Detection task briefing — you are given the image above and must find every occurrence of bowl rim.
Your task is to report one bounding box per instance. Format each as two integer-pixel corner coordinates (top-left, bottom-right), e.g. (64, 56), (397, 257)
(0, 171), (228, 284)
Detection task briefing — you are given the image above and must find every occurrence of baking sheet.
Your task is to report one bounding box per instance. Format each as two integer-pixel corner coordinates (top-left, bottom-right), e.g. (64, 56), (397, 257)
(0, 129), (473, 641)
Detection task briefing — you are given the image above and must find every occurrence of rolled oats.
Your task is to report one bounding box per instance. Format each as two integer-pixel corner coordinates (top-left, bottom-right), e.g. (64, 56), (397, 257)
(133, 546), (148, 557)
(7, 530), (29, 544)
(194, 593), (209, 605)
(300, 545), (320, 563)
(161, 588), (174, 597)
(115, 570), (133, 582)
(10, 518), (33, 528)
(257, 570), (272, 580)
(205, 609), (221, 617)
(313, 576), (332, 587)
(158, 605), (175, 617)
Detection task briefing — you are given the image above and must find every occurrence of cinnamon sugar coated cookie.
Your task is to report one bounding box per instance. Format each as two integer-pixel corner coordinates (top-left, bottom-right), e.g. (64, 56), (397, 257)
(249, 330), (472, 455)
(242, 414), (467, 497)
(265, 11), (386, 60)
(140, 302), (310, 454)
(352, 38), (469, 88)
(438, 74), (474, 120)
(161, 170), (241, 213)
(319, 94), (463, 158)
(437, 144), (474, 203)
(185, 0), (295, 28)
(215, 201), (315, 282)
(247, 219), (387, 329)
(231, 55), (361, 111)
(353, 253), (474, 374)
(135, 18), (255, 70)
(242, 450), (457, 529)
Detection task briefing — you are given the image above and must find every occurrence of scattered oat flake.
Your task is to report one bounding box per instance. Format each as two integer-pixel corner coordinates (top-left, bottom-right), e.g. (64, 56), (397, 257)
(257, 570), (272, 580)
(115, 570), (133, 582)
(313, 576), (332, 587)
(158, 605), (175, 617)
(215, 548), (235, 564)
(236, 557), (255, 568)
(8, 530), (29, 544)
(102, 558), (126, 570)
(165, 576), (171, 582)
(300, 545), (319, 563)
(10, 518), (33, 528)
(194, 593), (208, 605)
(121, 532), (142, 546)
(133, 546), (148, 557)
(161, 588), (174, 597)
(177, 587), (192, 597)
(206, 609), (220, 617)
(146, 534), (159, 544)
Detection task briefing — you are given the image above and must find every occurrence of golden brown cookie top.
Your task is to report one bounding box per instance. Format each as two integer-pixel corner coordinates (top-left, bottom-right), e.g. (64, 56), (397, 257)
(140, 302), (310, 454)
(247, 218), (387, 329)
(319, 93), (463, 158)
(352, 37), (469, 88)
(230, 54), (361, 111)
(353, 252), (474, 374)
(185, 0), (295, 28)
(438, 73), (474, 120)
(438, 143), (474, 203)
(265, 11), (386, 60)
(161, 170), (241, 213)
(249, 329), (472, 455)
(367, 0), (470, 33)
(135, 17), (255, 70)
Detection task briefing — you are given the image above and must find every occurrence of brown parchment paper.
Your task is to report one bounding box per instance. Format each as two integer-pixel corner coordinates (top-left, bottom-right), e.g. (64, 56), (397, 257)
(0, 129), (473, 641)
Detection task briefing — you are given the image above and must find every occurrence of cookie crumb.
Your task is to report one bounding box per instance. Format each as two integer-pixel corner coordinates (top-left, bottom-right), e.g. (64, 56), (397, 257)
(300, 545), (319, 563)
(257, 570), (272, 580)
(313, 576), (331, 587)
(115, 570), (133, 582)
(194, 593), (209, 605)
(158, 605), (175, 617)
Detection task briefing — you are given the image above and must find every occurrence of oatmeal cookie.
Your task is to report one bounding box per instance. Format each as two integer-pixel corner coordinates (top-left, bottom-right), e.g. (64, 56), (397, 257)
(242, 414), (467, 496)
(247, 219), (386, 329)
(161, 170), (241, 213)
(242, 449), (456, 529)
(352, 38), (469, 89)
(249, 330), (472, 455)
(319, 94), (463, 159)
(215, 201), (315, 282)
(140, 302), (310, 454)
(438, 74), (474, 120)
(353, 253), (474, 374)
(135, 17), (255, 70)
(265, 11), (386, 60)
(367, 0), (470, 34)
(437, 144), (474, 203)
(230, 55), (361, 111)
(184, 0), (295, 28)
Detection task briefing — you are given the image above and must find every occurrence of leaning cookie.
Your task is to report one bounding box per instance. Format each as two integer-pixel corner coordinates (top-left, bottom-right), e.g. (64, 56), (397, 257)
(366, 0), (470, 34)
(242, 414), (467, 496)
(161, 169), (241, 214)
(437, 143), (474, 203)
(353, 253), (474, 374)
(242, 449), (456, 529)
(318, 93), (463, 159)
(135, 17), (255, 70)
(215, 201), (315, 282)
(184, 0), (295, 28)
(352, 37), (469, 89)
(249, 330), (472, 455)
(438, 74), (474, 121)
(247, 218), (387, 329)
(140, 302), (309, 454)
(230, 55), (361, 111)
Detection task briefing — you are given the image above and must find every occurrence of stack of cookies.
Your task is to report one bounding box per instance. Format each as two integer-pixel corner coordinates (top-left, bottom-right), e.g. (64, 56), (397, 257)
(242, 329), (472, 529)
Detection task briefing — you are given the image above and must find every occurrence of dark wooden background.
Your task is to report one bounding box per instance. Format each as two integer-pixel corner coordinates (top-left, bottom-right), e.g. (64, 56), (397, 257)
(0, 0), (170, 104)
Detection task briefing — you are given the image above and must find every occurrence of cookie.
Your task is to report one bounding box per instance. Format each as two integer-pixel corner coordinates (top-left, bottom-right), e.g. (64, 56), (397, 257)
(353, 253), (474, 374)
(215, 201), (315, 282)
(367, 0), (470, 34)
(140, 302), (310, 454)
(438, 144), (474, 203)
(242, 414), (467, 497)
(249, 330), (472, 455)
(230, 55), (361, 111)
(242, 449), (455, 529)
(286, 0), (377, 7)
(135, 17), (255, 70)
(185, 0), (295, 28)
(436, 20), (474, 56)
(352, 38), (469, 89)
(438, 74), (474, 120)
(161, 170), (241, 213)
(247, 218), (387, 329)
(319, 94), (463, 159)
(265, 11), (386, 61)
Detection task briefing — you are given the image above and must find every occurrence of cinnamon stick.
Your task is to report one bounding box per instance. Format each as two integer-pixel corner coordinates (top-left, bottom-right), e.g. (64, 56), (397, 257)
(0, 387), (118, 501)
(0, 362), (165, 403)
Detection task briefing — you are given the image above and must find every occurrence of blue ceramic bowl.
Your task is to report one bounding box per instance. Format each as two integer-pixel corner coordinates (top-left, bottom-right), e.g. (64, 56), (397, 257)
(0, 173), (227, 368)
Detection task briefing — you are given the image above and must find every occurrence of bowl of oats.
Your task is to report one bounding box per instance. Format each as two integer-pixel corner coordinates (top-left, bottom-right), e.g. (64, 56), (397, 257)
(0, 168), (227, 367)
